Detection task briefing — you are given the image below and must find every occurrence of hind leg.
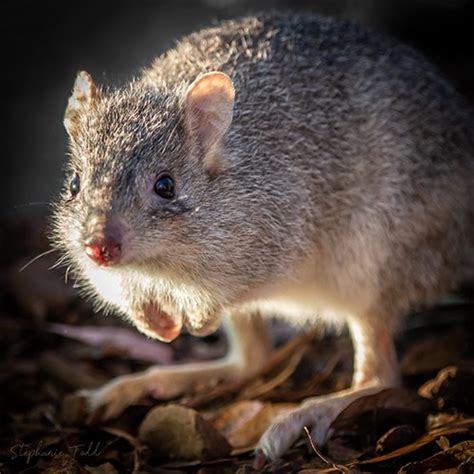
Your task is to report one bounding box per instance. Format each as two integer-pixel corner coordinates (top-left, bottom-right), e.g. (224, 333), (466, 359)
(257, 313), (399, 460)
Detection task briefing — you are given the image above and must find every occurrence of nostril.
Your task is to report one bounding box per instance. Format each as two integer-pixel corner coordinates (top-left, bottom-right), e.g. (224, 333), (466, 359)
(84, 213), (123, 266)
(84, 237), (122, 266)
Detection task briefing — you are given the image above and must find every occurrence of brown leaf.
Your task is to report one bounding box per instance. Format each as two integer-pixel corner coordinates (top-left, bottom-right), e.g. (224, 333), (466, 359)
(228, 403), (293, 449)
(398, 440), (474, 473)
(401, 330), (466, 376)
(327, 388), (432, 460)
(211, 400), (296, 449)
(426, 411), (466, 431)
(85, 462), (120, 474)
(331, 388), (432, 434)
(38, 453), (88, 473)
(375, 425), (421, 454)
(211, 400), (265, 437)
(355, 418), (474, 466)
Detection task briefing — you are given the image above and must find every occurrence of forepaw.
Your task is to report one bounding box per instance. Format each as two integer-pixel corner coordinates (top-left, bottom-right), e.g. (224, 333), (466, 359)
(78, 371), (182, 423)
(78, 375), (145, 423)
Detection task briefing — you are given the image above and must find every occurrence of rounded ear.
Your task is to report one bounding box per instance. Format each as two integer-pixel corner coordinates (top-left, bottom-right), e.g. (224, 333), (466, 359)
(184, 71), (235, 173)
(64, 71), (100, 138)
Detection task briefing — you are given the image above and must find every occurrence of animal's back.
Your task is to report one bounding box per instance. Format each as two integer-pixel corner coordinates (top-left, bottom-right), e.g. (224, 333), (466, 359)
(144, 12), (474, 305)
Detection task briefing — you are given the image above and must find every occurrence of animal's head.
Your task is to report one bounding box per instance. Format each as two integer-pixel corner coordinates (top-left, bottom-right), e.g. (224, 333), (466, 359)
(51, 70), (288, 341)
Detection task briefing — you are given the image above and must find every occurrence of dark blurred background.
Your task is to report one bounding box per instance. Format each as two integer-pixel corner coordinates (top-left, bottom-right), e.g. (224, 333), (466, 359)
(2, 0), (474, 219)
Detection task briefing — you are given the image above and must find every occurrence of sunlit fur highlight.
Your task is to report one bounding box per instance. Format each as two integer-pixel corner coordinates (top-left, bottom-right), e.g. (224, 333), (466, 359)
(51, 12), (474, 341)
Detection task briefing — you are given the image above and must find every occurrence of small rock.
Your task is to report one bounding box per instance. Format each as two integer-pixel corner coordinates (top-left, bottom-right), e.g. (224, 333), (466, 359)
(139, 404), (231, 460)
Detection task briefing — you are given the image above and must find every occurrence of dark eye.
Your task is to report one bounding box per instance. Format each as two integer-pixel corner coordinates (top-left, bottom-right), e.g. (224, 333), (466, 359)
(154, 175), (175, 199)
(69, 173), (80, 197)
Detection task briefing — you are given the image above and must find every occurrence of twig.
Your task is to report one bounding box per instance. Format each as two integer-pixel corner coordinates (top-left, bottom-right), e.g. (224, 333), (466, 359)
(353, 417), (474, 466)
(303, 426), (350, 473)
(185, 328), (318, 409)
(101, 427), (142, 473)
(239, 344), (307, 399)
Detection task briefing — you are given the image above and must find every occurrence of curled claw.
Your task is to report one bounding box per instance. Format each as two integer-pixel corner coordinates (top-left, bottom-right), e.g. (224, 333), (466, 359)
(76, 376), (149, 424)
(85, 404), (107, 426)
(253, 450), (268, 470)
(74, 370), (187, 425)
(78, 387), (124, 424)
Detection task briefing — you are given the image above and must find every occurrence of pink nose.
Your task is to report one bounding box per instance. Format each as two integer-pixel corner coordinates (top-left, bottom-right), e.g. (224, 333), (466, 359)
(84, 236), (121, 266)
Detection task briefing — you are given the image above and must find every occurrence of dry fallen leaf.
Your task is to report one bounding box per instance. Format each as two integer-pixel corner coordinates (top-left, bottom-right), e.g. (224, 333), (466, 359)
(398, 440), (474, 473)
(400, 330), (466, 376)
(327, 388), (432, 461)
(211, 400), (296, 449)
(355, 418), (474, 466)
(38, 453), (87, 474)
(85, 462), (119, 474)
(426, 411), (465, 431)
(375, 425), (421, 454)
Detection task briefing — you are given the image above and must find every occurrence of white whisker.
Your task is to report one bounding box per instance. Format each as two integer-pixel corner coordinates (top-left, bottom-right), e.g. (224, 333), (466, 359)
(13, 201), (48, 209)
(49, 254), (69, 270)
(19, 248), (57, 272)
(65, 265), (72, 284)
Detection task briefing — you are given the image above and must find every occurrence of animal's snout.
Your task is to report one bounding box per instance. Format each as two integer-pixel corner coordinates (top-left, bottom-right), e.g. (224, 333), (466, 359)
(84, 214), (122, 266)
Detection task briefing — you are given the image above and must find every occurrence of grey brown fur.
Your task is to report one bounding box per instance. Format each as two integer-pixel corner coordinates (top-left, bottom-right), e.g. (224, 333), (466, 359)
(52, 12), (474, 459)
